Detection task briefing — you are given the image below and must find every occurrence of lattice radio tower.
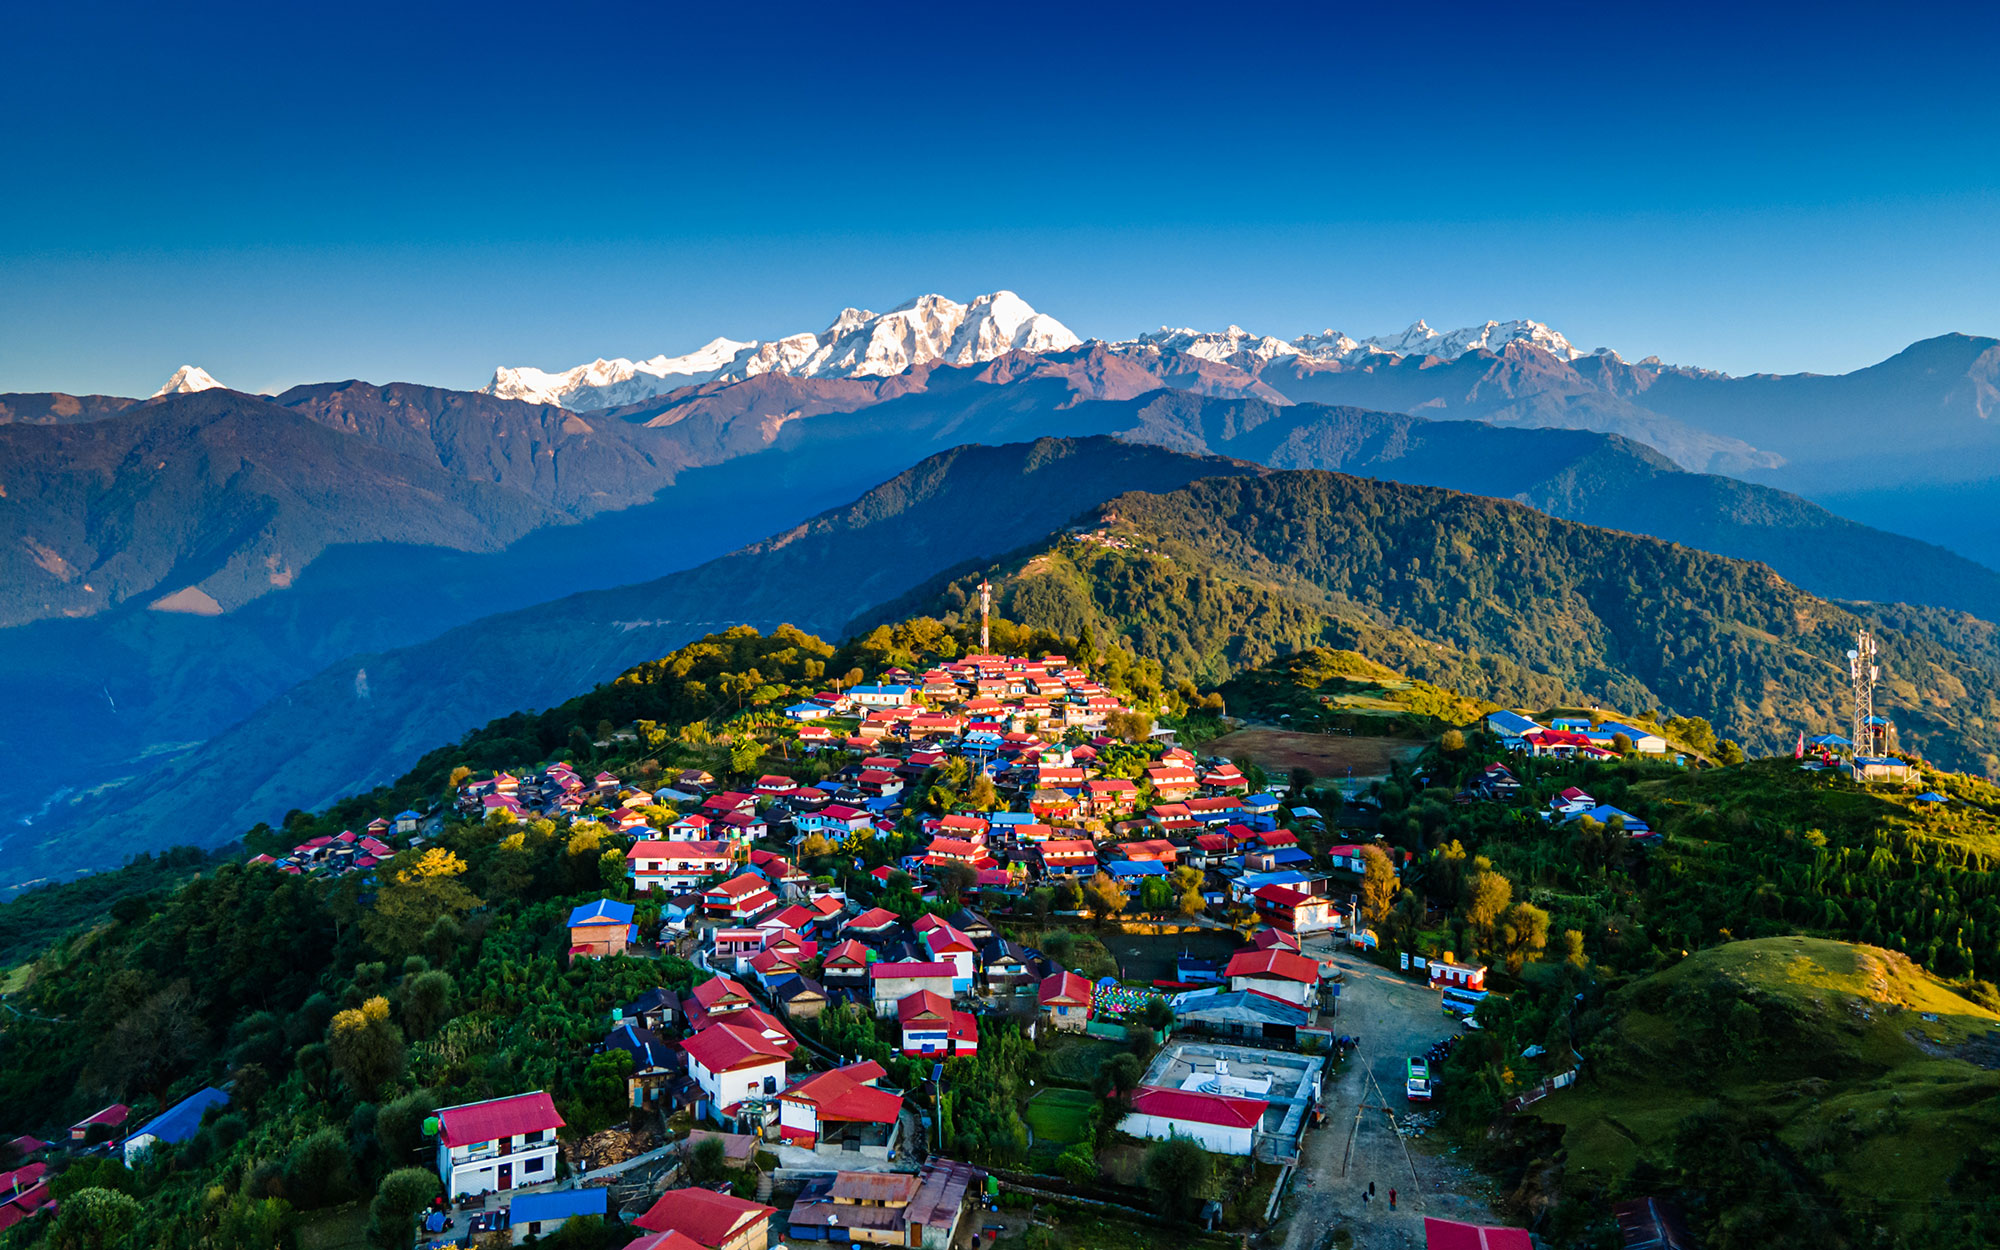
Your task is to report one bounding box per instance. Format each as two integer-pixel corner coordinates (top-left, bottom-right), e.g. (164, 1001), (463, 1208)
(979, 577), (992, 653)
(1848, 629), (1879, 755)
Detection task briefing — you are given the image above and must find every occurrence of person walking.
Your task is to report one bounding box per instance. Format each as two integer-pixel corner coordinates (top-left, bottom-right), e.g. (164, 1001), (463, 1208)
(1363, 1189), (1371, 1205)
(1389, 1188), (1398, 1210)
(1369, 1181), (1376, 1196)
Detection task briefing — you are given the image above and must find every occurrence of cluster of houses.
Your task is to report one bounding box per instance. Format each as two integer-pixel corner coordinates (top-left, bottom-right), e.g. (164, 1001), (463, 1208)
(246, 820), (405, 877)
(1482, 711), (1669, 760)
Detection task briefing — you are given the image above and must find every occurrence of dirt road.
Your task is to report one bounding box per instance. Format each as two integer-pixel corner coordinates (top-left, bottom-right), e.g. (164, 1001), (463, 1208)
(1279, 942), (1507, 1250)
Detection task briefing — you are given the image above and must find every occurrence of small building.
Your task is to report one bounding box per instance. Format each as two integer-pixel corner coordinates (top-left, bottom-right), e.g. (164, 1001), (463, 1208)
(682, 1023), (791, 1115)
(69, 1104), (129, 1143)
(1037, 970), (1093, 1032)
(1423, 1217), (1535, 1250)
(633, 1188), (778, 1250)
(868, 961), (958, 1017)
(508, 1188), (608, 1243)
(122, 1088), (229, 1165)
(773, 974), (830, 1021)
(603, 1022), (680, 1109)
(1428, 961), (1487, 993)
(777, 1061), (903, 1157)
(1120, 1086), (1268, 1156)
(434, 1091), (565, 1198)
(567, 898), (636, 962)
(1224, 949), (1321, 1012)
(1252, 885), (1339, 935)
(897, 989), (979, 1058)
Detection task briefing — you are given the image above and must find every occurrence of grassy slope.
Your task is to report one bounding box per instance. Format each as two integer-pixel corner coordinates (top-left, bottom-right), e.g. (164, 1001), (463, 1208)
(1536, 937), (2000, 1217)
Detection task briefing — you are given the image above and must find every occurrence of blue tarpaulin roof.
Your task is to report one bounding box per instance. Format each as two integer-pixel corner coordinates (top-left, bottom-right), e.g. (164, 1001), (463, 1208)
(567, 898), (635, 928)
(510, 1188), (607, 1224)
(131, 1088), (229, 1149)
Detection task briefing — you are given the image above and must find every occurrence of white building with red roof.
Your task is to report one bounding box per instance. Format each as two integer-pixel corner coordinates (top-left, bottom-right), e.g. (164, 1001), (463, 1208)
(1225, 948), (1323, 1011)
(776, 1060), (903, 1157)
(897, 989), (979, 1058)
(704, 873), (778, 919)
(1119, 1086), (1268, 1156)
(627, 839), (733, 893)
(433, 1091), (564, 1197)
(683, 1021), (791, 1118)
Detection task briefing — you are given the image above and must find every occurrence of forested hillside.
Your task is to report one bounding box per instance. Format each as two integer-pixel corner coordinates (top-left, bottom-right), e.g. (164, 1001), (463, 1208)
(880, 470), (2000, 773)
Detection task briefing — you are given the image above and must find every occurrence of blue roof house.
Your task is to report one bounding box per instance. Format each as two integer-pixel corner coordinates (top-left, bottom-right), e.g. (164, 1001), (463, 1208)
(123, 1088), (229, 1165)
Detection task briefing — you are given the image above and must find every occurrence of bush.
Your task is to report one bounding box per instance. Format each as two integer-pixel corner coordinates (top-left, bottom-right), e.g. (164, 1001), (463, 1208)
(1143, 1137), (1213, 1224)
(366, 1167), (441, 1249)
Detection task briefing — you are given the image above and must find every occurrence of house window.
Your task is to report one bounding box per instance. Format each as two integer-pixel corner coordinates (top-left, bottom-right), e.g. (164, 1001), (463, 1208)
(522, 1156), (544, 1174)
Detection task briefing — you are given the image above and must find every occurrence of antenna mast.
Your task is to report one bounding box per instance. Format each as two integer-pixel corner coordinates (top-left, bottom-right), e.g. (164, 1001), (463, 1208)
(979, 577), (992, 653)
(1849, 629), (1879, 755)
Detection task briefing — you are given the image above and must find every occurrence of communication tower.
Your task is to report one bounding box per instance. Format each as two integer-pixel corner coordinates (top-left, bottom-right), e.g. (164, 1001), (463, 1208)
(1848, 629), (1879, 755)
(979, 577), (992, 653)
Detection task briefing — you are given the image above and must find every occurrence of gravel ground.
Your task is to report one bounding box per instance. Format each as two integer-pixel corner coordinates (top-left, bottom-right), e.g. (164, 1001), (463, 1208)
(1277, 942), (1509, 1250)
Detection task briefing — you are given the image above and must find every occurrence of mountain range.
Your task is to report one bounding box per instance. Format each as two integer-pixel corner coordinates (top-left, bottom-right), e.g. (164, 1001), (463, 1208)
(9, 291), (2000, 886)
(17, 435), (2000, 891)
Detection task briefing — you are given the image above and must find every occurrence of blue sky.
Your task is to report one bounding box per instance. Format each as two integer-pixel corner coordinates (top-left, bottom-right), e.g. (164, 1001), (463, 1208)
(3, 0), (1997, 395)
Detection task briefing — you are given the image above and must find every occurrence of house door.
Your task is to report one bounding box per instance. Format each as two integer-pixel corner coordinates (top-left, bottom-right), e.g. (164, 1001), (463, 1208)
(497, 1163), (512, 1190)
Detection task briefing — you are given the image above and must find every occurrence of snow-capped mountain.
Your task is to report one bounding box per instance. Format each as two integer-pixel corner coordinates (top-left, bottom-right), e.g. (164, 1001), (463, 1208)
(486, 291), (1080, 410)
(152, 364), (226, 397)
(1125, 318), (1584, 366)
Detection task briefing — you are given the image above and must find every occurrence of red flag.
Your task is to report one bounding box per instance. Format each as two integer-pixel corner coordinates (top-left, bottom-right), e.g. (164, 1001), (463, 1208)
(1794, 730), (1806, 759)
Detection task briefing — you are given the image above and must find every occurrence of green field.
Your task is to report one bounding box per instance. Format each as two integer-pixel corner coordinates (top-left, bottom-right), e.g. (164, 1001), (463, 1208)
(1025, 1087), (1096, 1146)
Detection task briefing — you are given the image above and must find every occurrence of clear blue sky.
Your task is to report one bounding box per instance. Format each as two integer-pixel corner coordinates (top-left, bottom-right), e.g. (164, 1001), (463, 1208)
(4, 0), (1997, 396)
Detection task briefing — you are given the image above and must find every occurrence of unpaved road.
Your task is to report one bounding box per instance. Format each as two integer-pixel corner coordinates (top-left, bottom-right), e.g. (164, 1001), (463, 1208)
(1278, 942), (1509, 1250)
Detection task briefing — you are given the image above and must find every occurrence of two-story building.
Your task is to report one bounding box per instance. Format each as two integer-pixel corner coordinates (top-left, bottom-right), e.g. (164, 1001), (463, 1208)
(434, 1091), (565, 1198)
(683, 1022), (791, 1120)
(627, 839), (734, 893)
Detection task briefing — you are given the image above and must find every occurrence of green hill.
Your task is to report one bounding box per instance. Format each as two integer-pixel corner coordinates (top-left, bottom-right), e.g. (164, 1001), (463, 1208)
(876, 470), (2000, 775)
(1531, 937), (2000, 1244)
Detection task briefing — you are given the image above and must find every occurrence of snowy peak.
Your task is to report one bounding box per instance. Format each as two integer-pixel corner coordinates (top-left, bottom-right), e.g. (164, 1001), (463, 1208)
(1355, 318), (1581, 362)
(485, 291), (1081, 410)
(152, 364), (226, 397)
(1126, 318), (1583, 367)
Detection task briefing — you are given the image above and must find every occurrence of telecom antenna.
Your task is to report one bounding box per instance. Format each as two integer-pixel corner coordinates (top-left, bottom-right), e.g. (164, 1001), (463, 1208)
(1848, 629), (1879, 755)
(979, 577), (992, 653)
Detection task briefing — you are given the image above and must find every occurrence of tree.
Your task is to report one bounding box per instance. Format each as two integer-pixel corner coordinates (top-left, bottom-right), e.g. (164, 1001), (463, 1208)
(328, 996), (407, 1099)
(367, 1168), (441, 1249)
(1139, 998), (1176, 1033)
(283, 1127), (357, 1209)
(1463, 864), (1514, 954)
(49, 1187), (142, 1250)
(1092, 1053), (1144, 1103)
(1357, 844), (1398, 928)
(1717, 738), (1747, 765)
(400, 970), (456, 1040)
(931, 862), (977, 905)
(1142, 1138), (1213, 1224)
(1053, 876), (1083, 914)
(1439, 728), (1466, 753)
(1611, 732), (1635, 756)
(1082, 871), (1130, 922)
(364, 848), (481, 958)
(1056, 1143), (1098, 1186)
(1560, 928), (1589, 969)
(966, 773), (999, 811)
(729, 736), (762, 777)
(1497, 902), (1551, 973)
(687, 1136), (728, 1186)
(1138, 875), (1173, 914)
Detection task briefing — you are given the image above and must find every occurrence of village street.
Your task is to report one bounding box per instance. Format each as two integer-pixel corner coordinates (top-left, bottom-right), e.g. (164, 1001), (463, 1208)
(1279, 942), (1507, 1250)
